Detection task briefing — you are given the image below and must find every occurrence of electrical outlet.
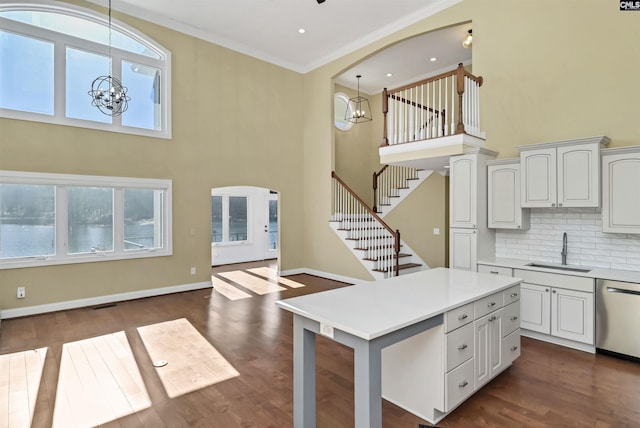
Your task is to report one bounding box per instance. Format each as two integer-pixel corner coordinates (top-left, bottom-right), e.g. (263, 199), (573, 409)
(190, 267), (196, 275)
(17, 287), (26, 299)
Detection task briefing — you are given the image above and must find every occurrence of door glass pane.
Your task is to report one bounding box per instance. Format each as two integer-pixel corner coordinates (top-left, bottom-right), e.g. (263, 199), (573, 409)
(211, 196), (222, 243)
(68, 187), (113, 253)
(0, 31), (54, 114)
(124, 189), (162, 250)
(66, 47), (112, 123)
(268, 199), (278, 250)
(0, 184), (55, 258)
(229, 196), (247, 242)
(122, 61), (160, 130)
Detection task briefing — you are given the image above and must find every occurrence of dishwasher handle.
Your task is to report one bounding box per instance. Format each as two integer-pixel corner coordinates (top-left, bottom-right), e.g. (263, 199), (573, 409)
(607, 287), (640, 296)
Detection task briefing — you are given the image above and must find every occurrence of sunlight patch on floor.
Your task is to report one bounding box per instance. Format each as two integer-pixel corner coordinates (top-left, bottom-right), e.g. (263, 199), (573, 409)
(0, 347), (46, 428)
(247, 267), (306, 288)
(211, 276), (252, 300)
(53, 332), (150, 428)
(218, 270), (286, 295)
(137, 318), (239, 399)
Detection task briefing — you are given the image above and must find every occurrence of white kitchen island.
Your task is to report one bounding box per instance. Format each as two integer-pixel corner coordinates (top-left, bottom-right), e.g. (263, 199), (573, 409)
(276, 267), (522, 428)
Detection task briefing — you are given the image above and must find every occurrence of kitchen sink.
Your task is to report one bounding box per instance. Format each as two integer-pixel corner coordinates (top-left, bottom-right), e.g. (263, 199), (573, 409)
(526, 262), (591, 273)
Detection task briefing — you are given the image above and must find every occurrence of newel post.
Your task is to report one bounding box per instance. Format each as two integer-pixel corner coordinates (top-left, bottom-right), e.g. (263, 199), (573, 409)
(394, 229), (401, 276)
(455, 63), (466, 134)
(382, 88), (389, 146)
(372, 172), (379, 213)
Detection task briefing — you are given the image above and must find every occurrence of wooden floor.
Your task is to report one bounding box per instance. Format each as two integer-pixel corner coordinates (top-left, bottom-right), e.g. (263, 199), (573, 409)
(1, 260), (639, 428)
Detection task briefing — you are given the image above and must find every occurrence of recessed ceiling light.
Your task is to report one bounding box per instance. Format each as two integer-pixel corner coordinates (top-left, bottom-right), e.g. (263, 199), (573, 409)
(430, 57), (437, 62)
(298, 28), (306, 34)
(386, 73), (393, 77)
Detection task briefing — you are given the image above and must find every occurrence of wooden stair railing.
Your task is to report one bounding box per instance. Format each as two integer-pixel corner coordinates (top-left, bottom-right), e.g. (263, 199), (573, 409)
(372, 165), (421, 213)
(332, 171), (401, 276)
(382, 63), (483, 146)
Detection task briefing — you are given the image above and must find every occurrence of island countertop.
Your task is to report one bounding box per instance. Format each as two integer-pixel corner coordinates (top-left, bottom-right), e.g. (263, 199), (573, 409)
(276, 267), (521, 341)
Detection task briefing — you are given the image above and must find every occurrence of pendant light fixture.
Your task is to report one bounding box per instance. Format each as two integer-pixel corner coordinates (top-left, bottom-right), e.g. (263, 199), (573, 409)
(346, 75), (372, 124)
(88, 0), (130, 116)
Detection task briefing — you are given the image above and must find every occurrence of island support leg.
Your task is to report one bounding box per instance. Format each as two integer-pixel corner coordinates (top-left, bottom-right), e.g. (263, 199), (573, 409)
(353, 340), (382, 428)
(293, 314), (316, 428)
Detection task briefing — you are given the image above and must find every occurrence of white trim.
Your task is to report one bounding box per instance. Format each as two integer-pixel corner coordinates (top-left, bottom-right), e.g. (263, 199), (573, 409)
(521, 329), (596, 354)
(0, 280), (212, 320)
(279, 267), (369, 286)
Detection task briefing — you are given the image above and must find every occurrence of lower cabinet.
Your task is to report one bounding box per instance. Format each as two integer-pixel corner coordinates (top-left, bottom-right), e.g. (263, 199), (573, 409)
(450, 228), (477, 271)
(381, 286), (521, 425)
(515, 269), (594, 345)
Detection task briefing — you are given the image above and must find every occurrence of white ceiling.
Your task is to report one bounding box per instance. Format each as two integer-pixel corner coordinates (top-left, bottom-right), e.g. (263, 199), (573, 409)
(87, 0), (471, 94)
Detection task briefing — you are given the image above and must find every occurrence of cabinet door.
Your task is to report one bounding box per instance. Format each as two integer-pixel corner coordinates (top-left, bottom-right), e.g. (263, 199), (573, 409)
(474, 309), (503, 388)
(551, 288), (594, 345)
(488, 164), (526, 229)
(521, 148), (557, 207)
(602, 153), (640, 233)
(520, 283), (551, 334)
(450, 155), (477, 228)
(450, 228), (477, 271)
(557, 143), (600, 207)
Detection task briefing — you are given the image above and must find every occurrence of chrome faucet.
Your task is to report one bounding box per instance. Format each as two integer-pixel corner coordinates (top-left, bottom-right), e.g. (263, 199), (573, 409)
(561, 232), (568, 265)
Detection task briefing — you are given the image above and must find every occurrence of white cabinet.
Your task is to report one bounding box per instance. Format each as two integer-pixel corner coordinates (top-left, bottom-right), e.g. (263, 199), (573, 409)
(449, 228), (476, 271)
(449, 149), (497, 271)
(450, 155), (478, 228)
(602, 147), (640, 233)
(474, 308), (503, 388)
(487, 159), (530, 229)
(515, 269), (594, 346)
(518, 136), (609, 208)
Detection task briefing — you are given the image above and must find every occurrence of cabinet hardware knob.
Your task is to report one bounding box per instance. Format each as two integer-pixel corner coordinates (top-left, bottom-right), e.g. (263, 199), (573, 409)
(458, 344), (468, 351)
(510, 292), (518, 297)
(490, 271), (499, 274)
(559, 203), (563, 207)
(489, 316), (496, 322)
(511, 346), (519, 351)
(552, 203), (556, 207)
(488, 302), (496, 307)
(552, 290), (556, 293)
(545, 289), (549, 292)
(517, 225), (521, 229)
(458, 380), (469, 388)
(457, 314), (468, 321)
(510, 316), (518, 321)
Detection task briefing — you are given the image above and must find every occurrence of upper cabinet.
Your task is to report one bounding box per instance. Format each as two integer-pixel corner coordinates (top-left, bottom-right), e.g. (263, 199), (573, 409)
(602, 146), (640, 233)
(518, 136), (610, 208)
(487, 159), (530, 230)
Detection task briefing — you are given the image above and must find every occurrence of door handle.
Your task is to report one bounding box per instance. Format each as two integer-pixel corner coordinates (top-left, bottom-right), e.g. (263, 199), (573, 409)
(607, 287), (640, 296)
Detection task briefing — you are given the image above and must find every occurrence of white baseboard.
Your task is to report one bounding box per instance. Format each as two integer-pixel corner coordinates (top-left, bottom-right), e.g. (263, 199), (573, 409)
(0, 281), (212, 320)
(521, 330), (596, 354)
(279, 268), (369, 286)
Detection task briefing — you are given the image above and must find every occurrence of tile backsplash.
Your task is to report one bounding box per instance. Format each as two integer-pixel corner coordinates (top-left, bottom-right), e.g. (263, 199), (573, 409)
(495, 208), (640, 271)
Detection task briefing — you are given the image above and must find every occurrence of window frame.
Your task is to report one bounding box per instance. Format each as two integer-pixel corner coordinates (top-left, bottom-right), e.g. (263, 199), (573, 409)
(210, 193), (251, 247)
(0, 0), (172, 139)
(0, 170), (173, 270)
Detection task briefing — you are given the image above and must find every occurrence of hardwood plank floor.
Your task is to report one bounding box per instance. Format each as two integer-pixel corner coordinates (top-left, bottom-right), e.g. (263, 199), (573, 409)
(1, 261), (639, 427)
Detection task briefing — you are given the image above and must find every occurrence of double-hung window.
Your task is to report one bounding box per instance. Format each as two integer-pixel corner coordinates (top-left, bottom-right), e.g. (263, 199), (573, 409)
(0, 1), (171, 138)
(0, 170), (172, 269)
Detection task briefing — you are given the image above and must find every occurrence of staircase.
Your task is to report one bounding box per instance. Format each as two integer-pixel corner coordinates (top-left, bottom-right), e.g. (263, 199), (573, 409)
(330, 171), (426, 280)
(373, 165), (433, 217)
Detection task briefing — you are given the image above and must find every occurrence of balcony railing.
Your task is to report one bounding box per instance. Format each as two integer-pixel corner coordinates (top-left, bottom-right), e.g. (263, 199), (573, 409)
(382, 63), (483, 146)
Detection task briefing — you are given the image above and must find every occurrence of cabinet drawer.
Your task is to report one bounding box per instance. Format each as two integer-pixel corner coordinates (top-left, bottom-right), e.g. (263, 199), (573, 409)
(478, 265), (513, 277)
(446, 323), (474, 372)
(503, 285), (521, 306)
(445, 302), (474, 333)
(502, 329), (521, 366)
(474, 291), (503, 319)
(445, 357), (474, 412)
(503, 301), (520, 337)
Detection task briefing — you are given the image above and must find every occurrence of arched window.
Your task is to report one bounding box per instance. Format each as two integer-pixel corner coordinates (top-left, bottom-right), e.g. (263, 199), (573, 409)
(0, 1), (171, 138)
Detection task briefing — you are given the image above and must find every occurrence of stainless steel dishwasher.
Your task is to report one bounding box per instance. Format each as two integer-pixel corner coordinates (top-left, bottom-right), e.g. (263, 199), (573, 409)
(596, 279), (640, 360)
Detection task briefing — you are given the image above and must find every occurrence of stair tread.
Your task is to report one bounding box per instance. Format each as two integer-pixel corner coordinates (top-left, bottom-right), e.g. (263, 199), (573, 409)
(373, 263), (421, 273)
(363, 253), (411, 261)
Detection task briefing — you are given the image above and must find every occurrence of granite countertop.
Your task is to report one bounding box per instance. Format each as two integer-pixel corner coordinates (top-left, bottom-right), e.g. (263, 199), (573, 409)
(478, 257), (640, 283)
(276, 267), (520, 341)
